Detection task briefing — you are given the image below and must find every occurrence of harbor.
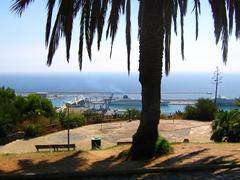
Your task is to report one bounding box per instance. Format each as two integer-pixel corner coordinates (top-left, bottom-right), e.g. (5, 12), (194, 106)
(15, 91), (239, 114)
(43, 92), (239, 114)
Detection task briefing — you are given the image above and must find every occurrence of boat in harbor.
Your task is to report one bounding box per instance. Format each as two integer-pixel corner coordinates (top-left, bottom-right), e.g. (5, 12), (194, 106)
(62, 94), (169, 110)
(111, 95), (169, 106)
(65, 95), (89, 108)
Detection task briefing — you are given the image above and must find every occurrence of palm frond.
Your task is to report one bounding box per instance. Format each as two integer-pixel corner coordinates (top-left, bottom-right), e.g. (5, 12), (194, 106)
(45, 0), (56, 47)
(209, 0), (229, 63)
(178, 0), (188, 60)
(193, 0), (201, 40)
(47, 10), (61, 66)
(83, 0), (92, 60)
(172, 0), (178, 35)
(62, 0), (74, 61)
(97, 0), (109, 50)
(234, 0), (240, 38)
(89, 0), (101, 50)
(126, 0), (131, 74)
(78, 7), (85, 70)
(11, 0), (35, 16)
(163, 0), (173, 75)
(106, 0), (125, 58)
(227, 0), (234, 35)
(209, 0), (222, 44)
(73, 0), (82, 17)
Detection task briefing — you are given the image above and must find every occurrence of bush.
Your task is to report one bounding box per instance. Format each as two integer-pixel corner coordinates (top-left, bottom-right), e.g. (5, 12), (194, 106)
(0, 87), (19, 137)
(184, 98), (217, 121)
(121, 109), (141, 120)
(0, 116), (14, 138)
(0, 87), (57, 139)
(83, 110), (103, 124)
(24, 124), (40, 138)
(211, 110), (240, 142)
(174, 110), (184, 119)
(184, 105), (198, 120)
(235, 99), (240, 106)
(25, 94), (56, 119)
(59, 112), (86, 129)
(155, 136), (171, 156)
(196, 99), (217, 121)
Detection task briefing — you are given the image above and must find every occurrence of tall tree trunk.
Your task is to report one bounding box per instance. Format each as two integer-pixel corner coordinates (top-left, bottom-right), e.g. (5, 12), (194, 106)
(128, 0), (164, 160)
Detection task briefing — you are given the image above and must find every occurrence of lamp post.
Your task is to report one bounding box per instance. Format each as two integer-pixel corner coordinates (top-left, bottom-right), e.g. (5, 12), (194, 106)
(65, 102), (71, 151)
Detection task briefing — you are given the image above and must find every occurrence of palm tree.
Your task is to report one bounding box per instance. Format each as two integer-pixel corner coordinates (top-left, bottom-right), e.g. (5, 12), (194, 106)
(11, 0), (240, 159)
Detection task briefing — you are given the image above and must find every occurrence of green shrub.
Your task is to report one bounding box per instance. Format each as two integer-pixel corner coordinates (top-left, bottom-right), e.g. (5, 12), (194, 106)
(173, 110), (184, 119)
(83, 110), (103, 124)
(184, 98), (217, 121)
(235, 99), (240, 106)
(59, 113), (86, 129)
(117, 149), (130, 159)
(155, 136), (171, 156)
(184, 105), (198, 120)
(0, 116), (14, 138)
(196, 99), (217, 121)
(0, 87), (19, 137)
(120, 109), (141, 120)
(0, 87), (57, 139)
(25, 94), (56, 119)
(211, 110), (240, 142)
(25, 124), (40, 138)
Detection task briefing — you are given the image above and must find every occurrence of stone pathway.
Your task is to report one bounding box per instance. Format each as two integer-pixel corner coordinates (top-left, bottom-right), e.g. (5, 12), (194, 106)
(0, 120), (212, 154)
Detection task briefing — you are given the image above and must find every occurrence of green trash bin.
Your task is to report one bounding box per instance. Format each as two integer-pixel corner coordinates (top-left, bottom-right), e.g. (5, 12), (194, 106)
(91, 137), (101, 150)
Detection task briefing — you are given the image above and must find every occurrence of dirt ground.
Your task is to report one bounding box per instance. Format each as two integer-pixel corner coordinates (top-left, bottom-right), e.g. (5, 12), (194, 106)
(0, 120), (240, 178)
(0, 143), (240, 175)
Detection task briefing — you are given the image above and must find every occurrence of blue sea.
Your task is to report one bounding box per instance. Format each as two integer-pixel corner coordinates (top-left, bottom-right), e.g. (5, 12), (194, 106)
(0, 72), (239, 114)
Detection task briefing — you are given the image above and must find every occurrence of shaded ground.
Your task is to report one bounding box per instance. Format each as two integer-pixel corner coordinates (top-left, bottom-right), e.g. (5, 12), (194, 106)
(0, 119), (240, 179)
(0, 120), (211, 154)
(0, 144), (240, 179)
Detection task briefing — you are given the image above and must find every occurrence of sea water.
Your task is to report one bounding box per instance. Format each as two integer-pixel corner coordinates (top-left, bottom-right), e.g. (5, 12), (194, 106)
(0, 72), (239, 114)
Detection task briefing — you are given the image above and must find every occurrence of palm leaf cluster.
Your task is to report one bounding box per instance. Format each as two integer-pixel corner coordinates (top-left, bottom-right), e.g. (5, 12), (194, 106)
(11, 0), (131, 72)
(11, 0), (240, 74)
(210, 0), (240, 63)
(211, 110), (240, 142)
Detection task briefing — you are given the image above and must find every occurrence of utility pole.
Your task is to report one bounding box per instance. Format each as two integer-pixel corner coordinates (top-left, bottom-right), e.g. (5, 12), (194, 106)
(212, 66), (222, 105)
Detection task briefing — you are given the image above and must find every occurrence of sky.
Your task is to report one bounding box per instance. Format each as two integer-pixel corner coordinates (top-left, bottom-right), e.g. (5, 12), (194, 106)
(0, 1), (240, 74)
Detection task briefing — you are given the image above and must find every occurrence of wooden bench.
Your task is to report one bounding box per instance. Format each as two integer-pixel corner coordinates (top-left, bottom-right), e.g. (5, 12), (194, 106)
(35, 144), (76, 152)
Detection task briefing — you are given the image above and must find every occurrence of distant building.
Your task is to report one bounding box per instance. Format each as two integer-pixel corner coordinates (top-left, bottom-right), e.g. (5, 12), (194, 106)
(36, 92), (48, 98)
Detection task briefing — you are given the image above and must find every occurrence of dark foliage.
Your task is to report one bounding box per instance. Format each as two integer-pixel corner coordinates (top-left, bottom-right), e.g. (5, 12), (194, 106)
(155, 136), (171, 156)
(24, 124), (40, 138)
(0, 87), (56, 138)
(83, 110), (104, 124)
(121, 109), (141, 120)
(211, 110), (240, 142)
(184, 98), (217, 121)
(59, 111), (86, 129)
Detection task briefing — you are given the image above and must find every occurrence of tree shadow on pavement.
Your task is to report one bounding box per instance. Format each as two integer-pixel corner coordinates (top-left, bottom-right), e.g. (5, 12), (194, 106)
(85, 147), (240, 179)
(6, 150), (87, 175)
(1, 145), (240, 179)
(137, 148), (240, 179)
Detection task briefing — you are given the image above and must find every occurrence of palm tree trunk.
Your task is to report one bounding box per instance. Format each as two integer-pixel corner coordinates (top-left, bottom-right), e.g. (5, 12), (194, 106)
(128, 0), (164, 160)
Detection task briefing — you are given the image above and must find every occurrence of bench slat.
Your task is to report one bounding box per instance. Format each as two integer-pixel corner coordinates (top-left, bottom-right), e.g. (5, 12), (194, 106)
(35, 144), (76, 151)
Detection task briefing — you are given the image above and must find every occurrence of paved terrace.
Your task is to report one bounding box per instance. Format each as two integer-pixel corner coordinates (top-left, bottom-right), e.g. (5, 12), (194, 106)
(0, 120), (212, 154)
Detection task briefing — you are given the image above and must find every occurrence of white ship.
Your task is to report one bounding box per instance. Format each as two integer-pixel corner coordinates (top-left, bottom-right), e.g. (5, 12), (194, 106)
(111, 95), (169, 106)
